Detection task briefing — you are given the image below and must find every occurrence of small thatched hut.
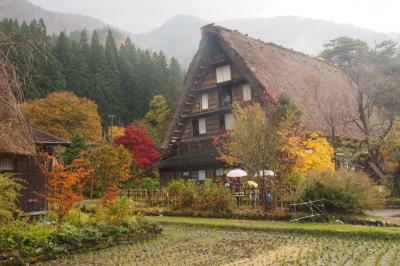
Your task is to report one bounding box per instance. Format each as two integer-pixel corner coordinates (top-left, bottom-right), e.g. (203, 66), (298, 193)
(0, 64), (70, 214)
(158, 25), (374, 185)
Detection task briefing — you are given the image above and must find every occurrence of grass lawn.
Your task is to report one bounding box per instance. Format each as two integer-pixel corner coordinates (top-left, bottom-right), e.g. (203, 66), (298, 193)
(147, 216), (400, 240)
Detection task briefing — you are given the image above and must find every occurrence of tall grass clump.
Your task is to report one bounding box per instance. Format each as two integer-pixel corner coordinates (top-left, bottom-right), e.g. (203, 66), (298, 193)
(293, 169), (386, 213)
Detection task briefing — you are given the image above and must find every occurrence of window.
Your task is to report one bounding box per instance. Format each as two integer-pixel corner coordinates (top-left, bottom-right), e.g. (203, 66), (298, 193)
(201, 93), (209, 110)
(225, 112), (234, 130)
(219, 114), (226, 132)
(0, 158), (15, 172)
(192, 119), (199, 136)
(199, 118), (207, 135)
(216, 65), (231, 83)
(191, 171), (198, 180)
(216, 168), (224, 176)
(242, 83), (252, 101)
(220, 86), (232, 107)
(182, 171), (190, 178)
(198, 170), (206, 181)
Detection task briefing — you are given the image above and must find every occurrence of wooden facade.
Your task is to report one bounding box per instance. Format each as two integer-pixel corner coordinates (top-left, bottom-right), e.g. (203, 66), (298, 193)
(159, 35), (257, 186)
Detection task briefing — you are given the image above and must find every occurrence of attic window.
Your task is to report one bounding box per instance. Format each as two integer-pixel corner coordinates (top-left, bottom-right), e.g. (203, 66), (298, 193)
(242, 84), (252, 101)
(0, 158), (15, 172)
(201, 93), (209, 110)
(216, 65), (231, 83)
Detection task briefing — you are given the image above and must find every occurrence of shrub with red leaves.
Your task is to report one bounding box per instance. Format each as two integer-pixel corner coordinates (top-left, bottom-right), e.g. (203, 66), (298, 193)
(114, 126), (160, 168)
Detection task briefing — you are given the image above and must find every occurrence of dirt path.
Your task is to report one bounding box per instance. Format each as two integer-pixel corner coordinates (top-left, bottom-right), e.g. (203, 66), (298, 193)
(365, 209), (400, 225)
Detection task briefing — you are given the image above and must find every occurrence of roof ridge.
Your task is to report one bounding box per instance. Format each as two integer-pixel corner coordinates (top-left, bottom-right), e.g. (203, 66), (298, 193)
(203, 24), (349, 76)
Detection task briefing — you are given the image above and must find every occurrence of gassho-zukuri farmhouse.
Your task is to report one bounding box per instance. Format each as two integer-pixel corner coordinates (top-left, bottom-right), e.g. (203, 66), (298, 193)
(158, 24), (383, 185)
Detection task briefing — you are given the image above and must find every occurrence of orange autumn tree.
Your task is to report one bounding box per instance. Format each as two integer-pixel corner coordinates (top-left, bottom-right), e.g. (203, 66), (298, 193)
(45, 156), (94, 222)
(20, 91), (102, 142)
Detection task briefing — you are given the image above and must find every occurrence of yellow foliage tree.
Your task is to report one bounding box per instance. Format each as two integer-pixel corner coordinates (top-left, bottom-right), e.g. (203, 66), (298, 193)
(143, 95), (170, 144)
(20, 91), (102, 142)
(109, 126), (125, 138)
(290, 132), (335, 177)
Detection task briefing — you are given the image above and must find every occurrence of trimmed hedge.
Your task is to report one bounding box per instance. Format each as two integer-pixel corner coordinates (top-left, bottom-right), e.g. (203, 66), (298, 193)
(0, 219), (161, 265)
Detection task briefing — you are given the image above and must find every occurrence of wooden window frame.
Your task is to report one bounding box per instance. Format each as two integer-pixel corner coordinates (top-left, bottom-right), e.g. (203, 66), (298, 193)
(216, 65), (231, 83)
(201, 93), (209, 110)
(242, 83), (252, 102)
(199, 117), (207, 135)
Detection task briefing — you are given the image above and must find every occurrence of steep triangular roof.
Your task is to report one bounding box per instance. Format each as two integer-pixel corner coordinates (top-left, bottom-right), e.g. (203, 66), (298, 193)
(0, 64), (36, 155)
(162, 25), (375, 148)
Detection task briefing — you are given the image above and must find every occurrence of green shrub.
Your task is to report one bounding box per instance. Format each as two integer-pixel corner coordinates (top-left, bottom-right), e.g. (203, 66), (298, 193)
(195, 180), (235, 212)
(166, 179), (186, 198)
(0, 173), (24, 224)
(177, 180), (198, 209)
(65, 208), (92, 227)
(95, 197), (135, 225)
(293, 169), (386, 213)
(137, 177), (160, 189)
(170, 180), (235, 213)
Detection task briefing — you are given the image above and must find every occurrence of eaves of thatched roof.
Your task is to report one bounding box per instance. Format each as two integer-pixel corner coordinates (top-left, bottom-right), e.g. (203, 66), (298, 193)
(162, 25), (379, 148)
(31, 128), (71, 146)
(0, 65), (36, 155)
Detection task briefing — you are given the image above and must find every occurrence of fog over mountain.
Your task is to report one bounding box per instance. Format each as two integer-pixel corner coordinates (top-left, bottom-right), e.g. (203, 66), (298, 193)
(1, 0), (399, 66)
(0, 0), (112, 33)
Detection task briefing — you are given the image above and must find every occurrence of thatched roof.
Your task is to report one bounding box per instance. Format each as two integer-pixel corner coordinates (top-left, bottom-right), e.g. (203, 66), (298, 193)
(162, 25), (374, 148)
(32, 128), (71, 146)
(0, 64), (36, 155)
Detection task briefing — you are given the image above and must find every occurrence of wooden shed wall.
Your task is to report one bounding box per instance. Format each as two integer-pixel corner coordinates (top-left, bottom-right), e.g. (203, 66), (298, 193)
(15, 155), (47, 213)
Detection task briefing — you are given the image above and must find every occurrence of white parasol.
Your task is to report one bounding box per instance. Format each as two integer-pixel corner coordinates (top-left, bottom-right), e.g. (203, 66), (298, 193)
(227, 169), (248, 178)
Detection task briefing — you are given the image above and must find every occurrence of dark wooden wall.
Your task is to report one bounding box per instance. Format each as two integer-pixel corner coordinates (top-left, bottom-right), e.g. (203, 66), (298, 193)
(15, 155), (47, 213)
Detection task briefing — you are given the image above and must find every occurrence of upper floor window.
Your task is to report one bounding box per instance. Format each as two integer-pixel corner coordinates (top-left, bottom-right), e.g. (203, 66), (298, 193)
(220, 87), (232, 107)
(216, 65), (231, 83)
(192, 118), (199, 136)
(242, 83), (252, 102)
(224, 113), (234, 131)
(201, 93), (209, 110)
(199, 118), (207, 135)
(193, 117), (207, 136)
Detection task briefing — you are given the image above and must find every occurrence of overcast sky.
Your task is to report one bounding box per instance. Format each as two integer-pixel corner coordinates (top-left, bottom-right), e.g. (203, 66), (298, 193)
(29, 0), (400, 34)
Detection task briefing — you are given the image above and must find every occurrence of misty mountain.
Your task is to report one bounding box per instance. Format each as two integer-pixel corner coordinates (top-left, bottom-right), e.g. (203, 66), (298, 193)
(0, 0), (109, 33)
(2, 0), (399, 67)
(132, 15), (206, 67)
(132, 15), (400, 66)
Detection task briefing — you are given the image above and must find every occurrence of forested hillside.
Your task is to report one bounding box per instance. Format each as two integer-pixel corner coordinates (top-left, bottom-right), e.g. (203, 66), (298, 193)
(0, 18), (184, 126)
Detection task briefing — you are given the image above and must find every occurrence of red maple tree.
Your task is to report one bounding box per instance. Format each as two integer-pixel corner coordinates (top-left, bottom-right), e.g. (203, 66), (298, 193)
(114, 126), (160, 168)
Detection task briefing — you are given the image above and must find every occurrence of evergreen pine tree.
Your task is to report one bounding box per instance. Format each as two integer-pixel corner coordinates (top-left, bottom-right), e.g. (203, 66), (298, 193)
(62, 134), (88, 165)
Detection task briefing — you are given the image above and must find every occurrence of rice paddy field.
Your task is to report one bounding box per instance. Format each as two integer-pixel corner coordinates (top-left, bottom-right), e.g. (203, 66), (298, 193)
(40, 217), (400, 266)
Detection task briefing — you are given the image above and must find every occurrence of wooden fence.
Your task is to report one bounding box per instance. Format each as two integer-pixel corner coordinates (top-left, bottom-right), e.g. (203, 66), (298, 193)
(120, 188), (288, 209)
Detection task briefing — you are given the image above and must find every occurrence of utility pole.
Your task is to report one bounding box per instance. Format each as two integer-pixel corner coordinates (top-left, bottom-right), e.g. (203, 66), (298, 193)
(108, 114), (116, 141)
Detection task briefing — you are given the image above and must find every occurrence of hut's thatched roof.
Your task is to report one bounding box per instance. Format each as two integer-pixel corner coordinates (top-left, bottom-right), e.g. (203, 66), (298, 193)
(32, 128), (71, 146)
(161, 25), (378, 148)
(0, 64), (36, 155)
